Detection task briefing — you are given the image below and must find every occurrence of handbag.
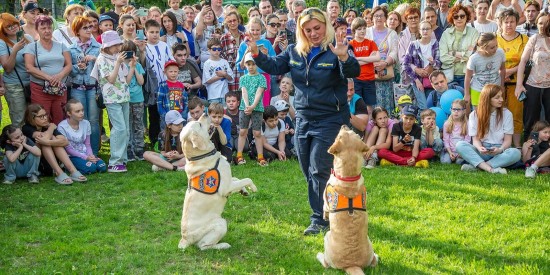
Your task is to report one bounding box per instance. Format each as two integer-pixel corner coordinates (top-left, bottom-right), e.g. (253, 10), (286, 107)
(35, 43), (67, 96)
(7, 46), (31, 103)
(422, 77), (433, 89)
(523, 35), (537, 84)
(375, 31), (395, 81)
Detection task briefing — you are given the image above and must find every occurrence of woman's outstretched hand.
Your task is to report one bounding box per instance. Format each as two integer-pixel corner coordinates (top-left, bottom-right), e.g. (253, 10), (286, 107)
(329, 31), (349, 62)
(245, 37), (259, 55)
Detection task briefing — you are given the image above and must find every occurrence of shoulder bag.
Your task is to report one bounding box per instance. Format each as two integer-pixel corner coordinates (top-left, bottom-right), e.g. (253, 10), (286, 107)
(523, 35), (537, 85)
(35, 42), (67, 96)
(6, 46), (31, 103)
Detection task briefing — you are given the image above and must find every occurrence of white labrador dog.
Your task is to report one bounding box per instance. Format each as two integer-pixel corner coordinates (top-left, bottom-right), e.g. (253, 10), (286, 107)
(179, 114), (257, 251)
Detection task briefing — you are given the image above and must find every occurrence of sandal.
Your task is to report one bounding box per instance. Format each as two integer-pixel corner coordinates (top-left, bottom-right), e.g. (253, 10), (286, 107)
(257, 158), (268, 167)
(55, 173), (73, 185)
(70, 171), (88, 182)
(236, 156), (246, 165)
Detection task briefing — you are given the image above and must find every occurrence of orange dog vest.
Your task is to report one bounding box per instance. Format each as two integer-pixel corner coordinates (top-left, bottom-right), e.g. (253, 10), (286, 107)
(325, 184), (367, 214)
(189, 159), (221, 194)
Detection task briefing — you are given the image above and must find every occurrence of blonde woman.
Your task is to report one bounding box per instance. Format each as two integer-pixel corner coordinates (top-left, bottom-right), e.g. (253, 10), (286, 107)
(249, 8), (360, 235)
(52, 4), (85, 46)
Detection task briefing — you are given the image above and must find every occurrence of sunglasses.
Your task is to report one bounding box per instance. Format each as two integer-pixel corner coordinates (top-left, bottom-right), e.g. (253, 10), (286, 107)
(82, 25), (94, 31)
(268, 22), (281, 28)
(301, 7), (323, 19)
(210, 46), (222, 51)
(453, 14), (466, 20)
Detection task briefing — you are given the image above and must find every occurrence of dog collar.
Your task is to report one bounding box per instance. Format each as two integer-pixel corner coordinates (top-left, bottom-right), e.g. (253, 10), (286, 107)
(187, 149), (217, 161)
(331, 169), (361, 182)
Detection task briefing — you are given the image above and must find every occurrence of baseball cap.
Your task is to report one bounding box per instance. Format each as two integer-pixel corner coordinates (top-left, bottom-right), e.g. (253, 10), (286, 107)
(24, 2), (39, 12)
(165, 110), (185, 125)
(402, 105), (419, 117)
(274, 100), (290, 112)
(99, 14), (115, 25)
(244, 52), (255, 64)
(164, 60), (179, 70)
(100, 30), (123, 49)
(398, 95), (412, 106)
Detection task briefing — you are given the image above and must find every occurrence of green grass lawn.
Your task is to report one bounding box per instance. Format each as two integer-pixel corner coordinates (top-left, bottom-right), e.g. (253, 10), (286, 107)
(1, 100), (549, 273)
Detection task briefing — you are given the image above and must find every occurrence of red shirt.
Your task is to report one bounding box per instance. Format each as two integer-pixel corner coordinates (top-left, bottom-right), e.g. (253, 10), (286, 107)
(349, 39), (378, 81)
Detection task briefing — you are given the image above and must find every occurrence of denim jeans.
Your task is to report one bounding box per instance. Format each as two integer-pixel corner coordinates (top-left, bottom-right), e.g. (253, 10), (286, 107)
(70, 156), (107, 174)
(411, 84), (428, 111)
(421, 137), (444, 153)
(105, 102), (130, 166)
(128, 102), (145, 156)
(295, 113), (348, 227)
(455, 141), (521, 168)
(3, 154), (40, 181)
(71, 88), (100, 155)
(4, 83), (28, 126)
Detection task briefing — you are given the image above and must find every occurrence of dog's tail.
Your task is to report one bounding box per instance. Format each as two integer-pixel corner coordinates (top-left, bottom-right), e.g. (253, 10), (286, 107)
(344, 266), (365, 275)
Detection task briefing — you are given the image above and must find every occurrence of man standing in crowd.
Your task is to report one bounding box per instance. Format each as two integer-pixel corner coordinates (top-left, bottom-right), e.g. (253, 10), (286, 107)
(101, 0), (127, 27)
(437, 0), (451, 30)
(517, 1), (541, 37)
(259, 0), (274, 22)
(287, 0), (306, 33)
(326, 0), (340, 24)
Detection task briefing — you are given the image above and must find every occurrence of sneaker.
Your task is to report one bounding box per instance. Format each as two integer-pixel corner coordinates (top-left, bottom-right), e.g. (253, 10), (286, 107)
(380, 159), (394, 166)
(176, 166), (186, 171)
(491, 167), (507, 174)
(127, 151), (136, 162)
(2, 179), (14, 184)
(365, 158), (376, 169)
(303, 224), (329, 236)
(461, 164), (477, 172)
(415, 160), (429, 168)
(525, 167), (537, 179)
(108, 164), (127, 173)
(135, 152), (144, 161)
(101, 134), (110, 143)
(28, 175), (39, 184)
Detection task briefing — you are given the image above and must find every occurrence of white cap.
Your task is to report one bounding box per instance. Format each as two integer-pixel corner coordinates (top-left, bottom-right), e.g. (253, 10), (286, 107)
(244, 52), (255, 64)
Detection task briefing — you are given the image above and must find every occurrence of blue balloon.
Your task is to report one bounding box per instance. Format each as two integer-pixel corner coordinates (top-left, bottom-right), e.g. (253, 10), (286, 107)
(441, 89), (464, 115)
(430, 107), (447, 129)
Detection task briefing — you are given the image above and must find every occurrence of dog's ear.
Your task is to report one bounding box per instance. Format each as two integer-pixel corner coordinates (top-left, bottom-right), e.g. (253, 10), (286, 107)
(328, 138), (342, 155)
(190, 131), (209, 150)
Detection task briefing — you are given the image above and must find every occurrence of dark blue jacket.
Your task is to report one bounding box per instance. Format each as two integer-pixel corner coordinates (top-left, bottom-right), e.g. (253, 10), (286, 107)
(254, 43), (360, 120)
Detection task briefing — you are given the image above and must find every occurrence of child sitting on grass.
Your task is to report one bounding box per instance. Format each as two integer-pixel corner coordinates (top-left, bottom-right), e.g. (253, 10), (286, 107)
(364, 107), (394, 169)
(273, 100), (295, 157)
(441, 99), (470, 164)
(250, 105), (288, 163)
(523, 121), (550, 179)
(378, 105), (435, 167)
(143, 110), (186, 172)
(420, 109), (443, 155)
(0, 125), (41, 184)
(208, 102), (233, 161)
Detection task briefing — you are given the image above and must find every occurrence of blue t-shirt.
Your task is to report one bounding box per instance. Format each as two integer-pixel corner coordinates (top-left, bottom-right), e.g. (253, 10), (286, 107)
(307, 46), (322, 63)
(128, 63), (145, 103)
(23, 41), (70, 85)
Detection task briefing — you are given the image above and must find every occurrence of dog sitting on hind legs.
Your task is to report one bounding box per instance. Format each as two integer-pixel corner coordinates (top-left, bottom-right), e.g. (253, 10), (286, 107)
(316, 125), (379, 275)
(178, 114), (257, 251)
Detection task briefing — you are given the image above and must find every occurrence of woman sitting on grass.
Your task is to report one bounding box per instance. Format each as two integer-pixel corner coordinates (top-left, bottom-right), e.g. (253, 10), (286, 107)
(456, 84), (521, 174)
(22, 103), (88, 185)
(522, 121), (550, 179)
(143, 110), (186, 172)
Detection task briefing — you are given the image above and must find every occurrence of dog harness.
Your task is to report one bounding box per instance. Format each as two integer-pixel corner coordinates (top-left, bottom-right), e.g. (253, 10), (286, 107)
(189, 159), (221, 194)
(325, 184), (367, 214)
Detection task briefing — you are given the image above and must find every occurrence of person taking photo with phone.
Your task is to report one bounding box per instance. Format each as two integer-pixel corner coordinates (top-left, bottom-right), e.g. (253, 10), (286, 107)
(522, 121), (550, 178)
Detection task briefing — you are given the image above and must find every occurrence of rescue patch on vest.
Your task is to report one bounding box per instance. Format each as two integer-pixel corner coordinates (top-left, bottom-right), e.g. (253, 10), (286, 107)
(189, 159), (221, 194)
(289, 59), (303, 67)
(325, 184), (366, 214)
(316, 62), (335, 68)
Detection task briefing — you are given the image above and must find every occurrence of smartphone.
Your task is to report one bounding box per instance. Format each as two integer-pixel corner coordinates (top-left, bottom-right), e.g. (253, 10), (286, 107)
(278, 30), (286, 39)
(16, 30), (24, 42)
(518, 91), (527, 102)
(204, 0), (211, 6)
(136, 29), (145, 40)
(531, 132), (539, 141)
(125, 51), (134, 59)
(137, 8), (148, 17)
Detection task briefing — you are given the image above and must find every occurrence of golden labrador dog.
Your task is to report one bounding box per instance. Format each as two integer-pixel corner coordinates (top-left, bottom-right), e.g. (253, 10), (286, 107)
(178, 114), (257, 251)
(317, 125), (378, 275)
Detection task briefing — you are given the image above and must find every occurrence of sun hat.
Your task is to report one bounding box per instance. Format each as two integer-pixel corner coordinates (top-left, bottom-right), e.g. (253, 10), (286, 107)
(100, 30), (123, 49)
(164, 60), (179, 70)
(274, 100), (290, 112)
(165, 110), (185, 125)
(244, 52), (255, 64)
(24, 2), (39, 12)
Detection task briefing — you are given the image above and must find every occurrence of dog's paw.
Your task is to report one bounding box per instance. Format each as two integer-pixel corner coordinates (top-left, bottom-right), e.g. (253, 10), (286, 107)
(370, 253), (379, 267)
(212, 243), (231, 250)
(247, 183), (258, 193)
(316, 252), (329, 268)
(178, 239), (189, 251)
(239, 187), (250, 196)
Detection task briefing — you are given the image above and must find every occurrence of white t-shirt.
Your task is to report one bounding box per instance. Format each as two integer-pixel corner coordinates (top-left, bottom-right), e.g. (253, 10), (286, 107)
(474, 21), (499, 34)
(202, 58), (234, 100)
(57, 119), (92, 157)
(145, 41), (174, 85)
(466, 48), (506, 91)
(262, 118), (285, 146)
(468, 109), (514, 144)
(52, 26), (75, 47)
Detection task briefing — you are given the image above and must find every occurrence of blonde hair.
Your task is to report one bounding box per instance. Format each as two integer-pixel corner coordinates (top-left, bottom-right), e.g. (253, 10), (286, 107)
(64, 4), (85, 23)
(246, 17), (265, 34)
(445, 99), (468, 136)
(295, 8), (335, 58)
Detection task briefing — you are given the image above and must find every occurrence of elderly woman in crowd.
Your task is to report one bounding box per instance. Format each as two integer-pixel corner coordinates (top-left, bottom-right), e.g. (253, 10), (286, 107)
(0, 13), (33, 126)
(220, 11), (245, 93)
(53, 4), (85, 46)
(251, 8), (360, 235)
(440, 4), (480, 89)
(367, 6), (399, 113)
(24, 15), (72, 125)
(68, 15), (100, 156)
(398, 7), (422, 68)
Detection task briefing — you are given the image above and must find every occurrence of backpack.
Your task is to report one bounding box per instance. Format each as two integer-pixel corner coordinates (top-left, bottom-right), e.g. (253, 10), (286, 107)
(143, 57), (159, 106)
